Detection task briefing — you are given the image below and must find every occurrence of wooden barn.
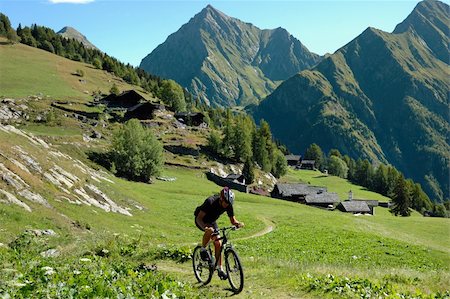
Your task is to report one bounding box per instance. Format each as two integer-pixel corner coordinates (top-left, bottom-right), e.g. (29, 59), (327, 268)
(124, 102), (164, 120)
(174, 112), (207, 127)
(102, 90), (151, 109)
(205, 172), (248, 193)
(271, 183), (326, 202)
(304, 193), (340, 208)
(225, 173), (246, 185)
(337, 200), (372, 214)
(285, 155), (301, 167)
(299, 160), (315, 170)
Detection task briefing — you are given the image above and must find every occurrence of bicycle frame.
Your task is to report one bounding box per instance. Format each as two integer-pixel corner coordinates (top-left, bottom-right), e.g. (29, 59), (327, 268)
(210, 226), (236, 268)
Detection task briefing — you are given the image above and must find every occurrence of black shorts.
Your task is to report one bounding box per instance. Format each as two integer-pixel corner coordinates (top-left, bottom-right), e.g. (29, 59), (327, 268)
(195, 217), (218, 233)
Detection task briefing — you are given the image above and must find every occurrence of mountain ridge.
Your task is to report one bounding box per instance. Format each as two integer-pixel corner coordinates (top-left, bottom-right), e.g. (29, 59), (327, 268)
(251, 0), (449, 201)
(140, 5), (321, 107)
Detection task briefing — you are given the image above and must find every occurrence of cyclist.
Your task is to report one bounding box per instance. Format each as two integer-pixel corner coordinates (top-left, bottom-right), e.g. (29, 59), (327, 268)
(194, 187), (244, 280)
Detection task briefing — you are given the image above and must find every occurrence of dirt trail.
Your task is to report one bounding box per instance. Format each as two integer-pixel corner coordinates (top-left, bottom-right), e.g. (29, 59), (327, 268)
(235, 216), (274, 241)
(182, 216), (275, 247)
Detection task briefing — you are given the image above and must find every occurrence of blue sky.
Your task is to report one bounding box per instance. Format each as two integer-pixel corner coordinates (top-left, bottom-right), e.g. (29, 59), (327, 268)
(0, 0), (433, 66)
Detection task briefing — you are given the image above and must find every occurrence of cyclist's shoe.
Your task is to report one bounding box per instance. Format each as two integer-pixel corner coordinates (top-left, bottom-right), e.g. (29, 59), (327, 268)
(200, 248), (210, 262)
(217, 268), (228, 280)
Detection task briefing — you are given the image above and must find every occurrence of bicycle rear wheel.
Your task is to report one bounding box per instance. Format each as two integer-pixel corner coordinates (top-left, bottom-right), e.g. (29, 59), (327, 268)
(225, 248), (244, 293)
(192, 245), (213, 285)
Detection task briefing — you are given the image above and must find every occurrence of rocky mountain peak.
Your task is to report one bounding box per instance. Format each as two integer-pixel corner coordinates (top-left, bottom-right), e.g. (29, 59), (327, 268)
(57, 26), (98, 50)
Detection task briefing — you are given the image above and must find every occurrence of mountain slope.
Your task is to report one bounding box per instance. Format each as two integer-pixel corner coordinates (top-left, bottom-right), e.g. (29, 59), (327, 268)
(140, 5), (321, 107)
(57, 26), (99, 50)
(251, 0), (449, 201)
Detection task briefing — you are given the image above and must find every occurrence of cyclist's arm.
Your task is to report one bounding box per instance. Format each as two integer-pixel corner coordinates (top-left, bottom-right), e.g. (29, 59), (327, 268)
(229, 216), (244, 228)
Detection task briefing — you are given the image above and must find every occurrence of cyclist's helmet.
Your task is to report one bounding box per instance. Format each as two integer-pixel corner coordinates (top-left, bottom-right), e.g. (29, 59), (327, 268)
(220, 187), (235, 205)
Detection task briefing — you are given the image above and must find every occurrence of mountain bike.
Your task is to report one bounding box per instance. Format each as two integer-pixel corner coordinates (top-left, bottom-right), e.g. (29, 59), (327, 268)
(192, 226), (244, 294)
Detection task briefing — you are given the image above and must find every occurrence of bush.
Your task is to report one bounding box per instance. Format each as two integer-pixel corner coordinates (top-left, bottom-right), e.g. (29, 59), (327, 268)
(328, 155), (348, 178)
(111, 119), (164, 182)
(75, 69), (84, 77)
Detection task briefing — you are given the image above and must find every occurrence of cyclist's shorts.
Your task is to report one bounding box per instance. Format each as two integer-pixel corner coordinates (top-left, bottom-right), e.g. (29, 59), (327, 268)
(195, 217), (218, 233)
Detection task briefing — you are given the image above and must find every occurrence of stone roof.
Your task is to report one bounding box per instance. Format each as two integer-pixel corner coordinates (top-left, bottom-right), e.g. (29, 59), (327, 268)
(339, 200), (371, 213)
(226, 173), (244, 181)
(285, 155), (301, 161)
(274, 183), (326, 197)
(305, 192), (340, 204)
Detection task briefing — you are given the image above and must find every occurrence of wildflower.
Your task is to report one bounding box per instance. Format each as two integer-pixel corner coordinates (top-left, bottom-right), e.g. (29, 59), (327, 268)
(41, 266), (55, 275)
(79, 258), (91, 263)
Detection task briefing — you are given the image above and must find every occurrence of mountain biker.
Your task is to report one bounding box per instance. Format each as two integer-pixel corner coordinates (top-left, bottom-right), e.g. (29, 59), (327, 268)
(194, 187), (244, 280)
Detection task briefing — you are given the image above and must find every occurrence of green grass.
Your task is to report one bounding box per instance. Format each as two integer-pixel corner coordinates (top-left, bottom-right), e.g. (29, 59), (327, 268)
(0, 39), (138, 100)
(18, 123), (82, 137)
(1, 161), (448, 298)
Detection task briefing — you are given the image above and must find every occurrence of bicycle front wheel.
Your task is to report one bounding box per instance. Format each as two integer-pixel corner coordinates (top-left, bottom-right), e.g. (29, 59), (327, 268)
(192, 245), (213, 285)
(225, 248), (244, 293)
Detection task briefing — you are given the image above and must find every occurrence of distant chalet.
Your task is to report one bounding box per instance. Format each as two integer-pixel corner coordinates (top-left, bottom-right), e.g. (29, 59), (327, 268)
(337, 201), (371, 214)
(271, 183), (339, 208)
(299, 160), (315, 170)
(101, 90), (164, 121)
(175, 112), (207, 127)
(285, 155), (301, 167)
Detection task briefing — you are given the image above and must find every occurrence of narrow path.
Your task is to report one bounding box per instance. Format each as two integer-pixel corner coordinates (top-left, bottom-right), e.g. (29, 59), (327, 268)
(182, 216), (275, 247)
(235, 216), (274, 241)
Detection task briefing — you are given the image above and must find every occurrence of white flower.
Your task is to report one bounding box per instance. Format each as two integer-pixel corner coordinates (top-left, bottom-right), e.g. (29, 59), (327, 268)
(79, 258), (91, 263)
(73, 270), (81, 275)
(41, 266), (55, 275)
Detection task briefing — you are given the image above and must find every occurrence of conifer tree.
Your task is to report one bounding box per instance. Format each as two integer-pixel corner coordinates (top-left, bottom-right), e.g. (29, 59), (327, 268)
(242, 157), (255, 184)
(390, 174), (411, 216)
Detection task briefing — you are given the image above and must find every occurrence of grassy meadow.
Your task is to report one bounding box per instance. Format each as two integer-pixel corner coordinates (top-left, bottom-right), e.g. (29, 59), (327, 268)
(0, 39), (138, 100)
(1, 163), (449, 298)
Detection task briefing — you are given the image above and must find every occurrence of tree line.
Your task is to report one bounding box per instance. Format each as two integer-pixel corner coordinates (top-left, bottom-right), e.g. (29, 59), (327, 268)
(303, 143), (448, 217)
(206, 110), (287, 184)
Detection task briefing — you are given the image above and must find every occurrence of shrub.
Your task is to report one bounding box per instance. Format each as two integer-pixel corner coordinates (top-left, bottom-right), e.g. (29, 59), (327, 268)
(75, 69), (84, 77)
(111, 119), (164, 182)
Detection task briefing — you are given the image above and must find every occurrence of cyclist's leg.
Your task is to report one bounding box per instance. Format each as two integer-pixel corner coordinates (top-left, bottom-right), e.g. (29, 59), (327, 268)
(195, 217), (214, 247)
(211, 222), (222, 267)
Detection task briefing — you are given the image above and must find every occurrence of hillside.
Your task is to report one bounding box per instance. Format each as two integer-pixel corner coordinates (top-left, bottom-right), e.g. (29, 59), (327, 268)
(0, 36), (449, 298)
(251, 0), (450, 202)
(0, 38), (136, 99)
(140, 5), (321, 107)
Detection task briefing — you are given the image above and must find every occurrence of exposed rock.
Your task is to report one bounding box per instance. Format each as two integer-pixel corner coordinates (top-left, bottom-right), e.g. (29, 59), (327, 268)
(0, 163), (29, 189)
(41, 248), (60, 258)
(10, 158), (31, 174)
(84, 184), (132, 216)
(27, 229), (57, 236)
(0, 189), (32, 212)
(156, 176), (176, 182)
(18, 189), (50, 207)
(13, 146), (43, 173)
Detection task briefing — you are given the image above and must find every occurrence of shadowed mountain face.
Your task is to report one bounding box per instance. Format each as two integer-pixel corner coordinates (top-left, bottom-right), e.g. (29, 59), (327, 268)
(139, 5), (321, 107)
(57, 26), (99, 50)
(251, 0), (449, 202)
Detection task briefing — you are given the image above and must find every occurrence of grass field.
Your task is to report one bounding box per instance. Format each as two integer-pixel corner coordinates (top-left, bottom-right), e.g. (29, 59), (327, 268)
(0, 40), (138, 100)
(1, 161), (449, 298)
